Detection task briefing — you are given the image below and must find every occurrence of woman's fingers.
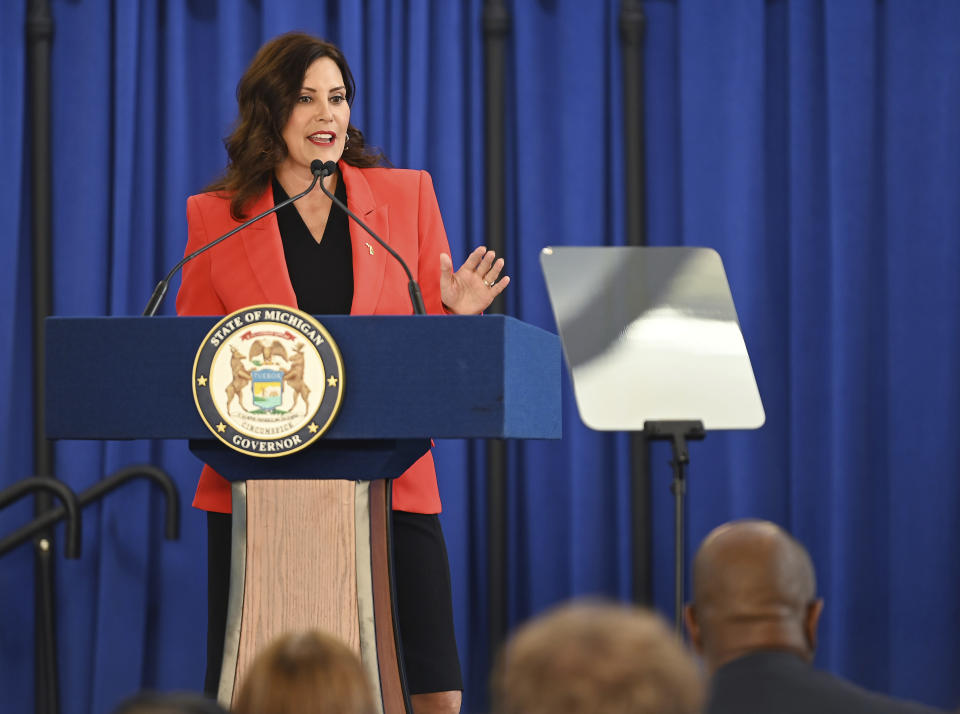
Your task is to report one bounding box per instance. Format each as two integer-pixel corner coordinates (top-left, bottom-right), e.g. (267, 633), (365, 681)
(486, 274), (510, 298)
(461, 246), (488, 272)
(481, 257), (505, 285)
(439, 253), (455, 280)
(443, 247), (511, 314)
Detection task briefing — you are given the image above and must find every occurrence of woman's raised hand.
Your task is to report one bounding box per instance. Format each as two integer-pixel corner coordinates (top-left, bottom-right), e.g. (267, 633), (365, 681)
(439, 246), (510, 315)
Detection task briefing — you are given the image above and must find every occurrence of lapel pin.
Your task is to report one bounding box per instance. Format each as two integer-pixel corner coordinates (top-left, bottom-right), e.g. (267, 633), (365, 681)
(365, 242), (375, 255)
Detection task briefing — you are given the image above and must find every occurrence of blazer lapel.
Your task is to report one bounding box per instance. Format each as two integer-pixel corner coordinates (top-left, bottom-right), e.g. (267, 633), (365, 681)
(341, 162), (388, 315)
(239, 187), (298, 308)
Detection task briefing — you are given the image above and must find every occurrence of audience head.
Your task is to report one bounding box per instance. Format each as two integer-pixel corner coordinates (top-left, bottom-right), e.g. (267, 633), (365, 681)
(232, 630), (376, 714)
(492, 600), (704, 714)
(685, 519), (823, 672)
(111, 691), (228, 714)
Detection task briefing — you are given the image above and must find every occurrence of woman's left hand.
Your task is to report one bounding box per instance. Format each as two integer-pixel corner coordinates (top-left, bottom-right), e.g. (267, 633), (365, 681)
(439, 246), (510, 315)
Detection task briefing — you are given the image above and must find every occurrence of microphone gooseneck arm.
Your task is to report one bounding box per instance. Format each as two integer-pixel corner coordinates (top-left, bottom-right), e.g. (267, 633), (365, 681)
(311, 160), (426, 315)
(142, 171), (323, 316)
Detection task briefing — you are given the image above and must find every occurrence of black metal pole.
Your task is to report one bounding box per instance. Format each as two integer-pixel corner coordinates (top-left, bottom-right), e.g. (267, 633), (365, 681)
(620, 0), (647, 248)
(670, 459), (686, 635)
(483, 0), (511, 668)
(27, 1), (56, 712)
(483, 0), (509, 317)
(36, 543), (58, 714)
(643, 421), (704, 635)
(620, 0), (652, 606)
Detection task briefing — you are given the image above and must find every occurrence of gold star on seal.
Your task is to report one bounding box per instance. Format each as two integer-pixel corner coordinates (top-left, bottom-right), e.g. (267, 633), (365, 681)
(308, 423), (319, 434)
(216, 422), (227, 433)
(197, 375), (208, 387)
(327, 375), (338, 387)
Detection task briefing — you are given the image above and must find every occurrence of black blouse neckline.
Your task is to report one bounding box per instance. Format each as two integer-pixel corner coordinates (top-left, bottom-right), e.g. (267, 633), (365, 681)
(272, 174), (353, 315)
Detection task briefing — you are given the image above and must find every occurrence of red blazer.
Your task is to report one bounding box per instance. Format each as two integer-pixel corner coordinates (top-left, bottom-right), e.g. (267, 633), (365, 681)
(176, 162), (449, 514)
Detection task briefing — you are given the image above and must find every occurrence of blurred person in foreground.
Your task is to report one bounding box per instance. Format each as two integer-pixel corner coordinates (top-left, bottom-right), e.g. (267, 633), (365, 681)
(491, 600), (703, 714)
(232, 630), (376, 714)
(685, 519), (946, 714)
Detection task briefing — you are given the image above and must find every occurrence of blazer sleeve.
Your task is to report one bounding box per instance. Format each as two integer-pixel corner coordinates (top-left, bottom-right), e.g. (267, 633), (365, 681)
(414, 170), (454, 316)
(175, 195), (228, 316)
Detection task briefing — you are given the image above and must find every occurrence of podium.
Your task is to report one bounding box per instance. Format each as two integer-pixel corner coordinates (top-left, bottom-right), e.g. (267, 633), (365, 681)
(46, 315), (561, 713)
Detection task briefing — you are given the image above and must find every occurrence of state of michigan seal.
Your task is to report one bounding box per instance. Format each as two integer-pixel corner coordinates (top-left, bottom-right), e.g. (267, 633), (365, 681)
(192, 305), (344, 457)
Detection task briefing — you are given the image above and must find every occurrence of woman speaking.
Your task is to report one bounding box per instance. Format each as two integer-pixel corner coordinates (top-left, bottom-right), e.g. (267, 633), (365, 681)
(177, 31), (507, 714)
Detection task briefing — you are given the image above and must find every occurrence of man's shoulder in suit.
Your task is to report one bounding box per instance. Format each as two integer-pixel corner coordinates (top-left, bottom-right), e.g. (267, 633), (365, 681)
(706, 651), (946, 714)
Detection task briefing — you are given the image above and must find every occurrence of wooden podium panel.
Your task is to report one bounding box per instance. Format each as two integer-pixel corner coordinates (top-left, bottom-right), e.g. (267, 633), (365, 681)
(219, 480), (404, 711)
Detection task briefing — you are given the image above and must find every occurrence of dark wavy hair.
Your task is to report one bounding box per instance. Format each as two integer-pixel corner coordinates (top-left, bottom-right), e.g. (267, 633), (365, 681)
(206, 32), (386, 219)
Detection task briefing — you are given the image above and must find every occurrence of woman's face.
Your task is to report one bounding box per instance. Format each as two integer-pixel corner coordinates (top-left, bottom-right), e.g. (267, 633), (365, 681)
(279, 56), (350, 177)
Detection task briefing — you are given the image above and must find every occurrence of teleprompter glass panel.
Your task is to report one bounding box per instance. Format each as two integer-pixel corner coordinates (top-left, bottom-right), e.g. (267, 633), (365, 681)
(540, 246), (764, 431)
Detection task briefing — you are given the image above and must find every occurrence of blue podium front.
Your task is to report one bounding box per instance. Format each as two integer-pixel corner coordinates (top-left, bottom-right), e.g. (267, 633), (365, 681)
(46, 314), (561, 712)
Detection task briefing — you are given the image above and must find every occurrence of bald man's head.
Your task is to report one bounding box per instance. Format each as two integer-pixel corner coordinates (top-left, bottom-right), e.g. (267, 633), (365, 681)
(684, 520), (823, 671)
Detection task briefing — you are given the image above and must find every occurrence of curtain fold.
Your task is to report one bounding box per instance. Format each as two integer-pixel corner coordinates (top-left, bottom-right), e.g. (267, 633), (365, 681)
(0, 0), (35, 702)
(2, 1), (959, 712)
(645, 0), (960, 706)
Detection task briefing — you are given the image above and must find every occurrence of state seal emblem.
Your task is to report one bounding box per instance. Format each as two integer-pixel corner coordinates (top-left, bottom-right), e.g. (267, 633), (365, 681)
(192, 305), (344, 457)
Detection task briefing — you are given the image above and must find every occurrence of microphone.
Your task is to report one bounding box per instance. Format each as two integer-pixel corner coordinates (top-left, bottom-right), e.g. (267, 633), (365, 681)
(142, 171), (323, 316)
(311, 159), (427, 315)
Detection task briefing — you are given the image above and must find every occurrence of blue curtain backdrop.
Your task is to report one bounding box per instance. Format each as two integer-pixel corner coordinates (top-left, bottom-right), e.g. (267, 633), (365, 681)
(1, 1), (959, 712)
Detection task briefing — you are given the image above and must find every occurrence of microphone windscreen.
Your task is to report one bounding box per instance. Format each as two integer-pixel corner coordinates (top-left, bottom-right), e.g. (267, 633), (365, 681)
(311, 160), (337, 178)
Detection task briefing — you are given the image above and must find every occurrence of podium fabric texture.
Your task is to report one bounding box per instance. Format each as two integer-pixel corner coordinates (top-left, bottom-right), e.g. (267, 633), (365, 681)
(45, 316), (560, 442)
(3, 2), (960, 714)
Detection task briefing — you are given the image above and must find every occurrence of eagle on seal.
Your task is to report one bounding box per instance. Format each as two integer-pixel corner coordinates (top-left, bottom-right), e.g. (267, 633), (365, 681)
(249, 339), (288, 365)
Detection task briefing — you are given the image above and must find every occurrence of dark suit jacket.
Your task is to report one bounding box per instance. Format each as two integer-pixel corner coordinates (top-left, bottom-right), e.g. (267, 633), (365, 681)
(706, 651), (946, 714)
(176, 163), (451, 515)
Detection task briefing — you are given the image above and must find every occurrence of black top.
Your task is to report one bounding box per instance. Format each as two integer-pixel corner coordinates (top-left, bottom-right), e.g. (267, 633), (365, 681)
(273, 174), (353, 315)
(706, 650), (946, 714)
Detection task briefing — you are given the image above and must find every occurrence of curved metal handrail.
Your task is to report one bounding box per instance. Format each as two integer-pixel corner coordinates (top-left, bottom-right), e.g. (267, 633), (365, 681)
(0, 477), (81, 558)
(0, 465), (179, 559)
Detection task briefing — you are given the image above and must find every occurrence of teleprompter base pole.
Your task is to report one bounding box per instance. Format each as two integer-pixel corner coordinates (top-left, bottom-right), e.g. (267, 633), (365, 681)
(643, 420), (705, 636)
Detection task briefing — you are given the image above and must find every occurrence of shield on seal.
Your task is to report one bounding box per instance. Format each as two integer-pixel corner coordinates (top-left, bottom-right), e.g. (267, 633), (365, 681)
(251, 367), (284, 412)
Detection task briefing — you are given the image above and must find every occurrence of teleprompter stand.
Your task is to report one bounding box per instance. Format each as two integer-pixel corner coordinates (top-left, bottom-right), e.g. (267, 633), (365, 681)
(643, 420), (704, 632)
(541, 246), (765, 634)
